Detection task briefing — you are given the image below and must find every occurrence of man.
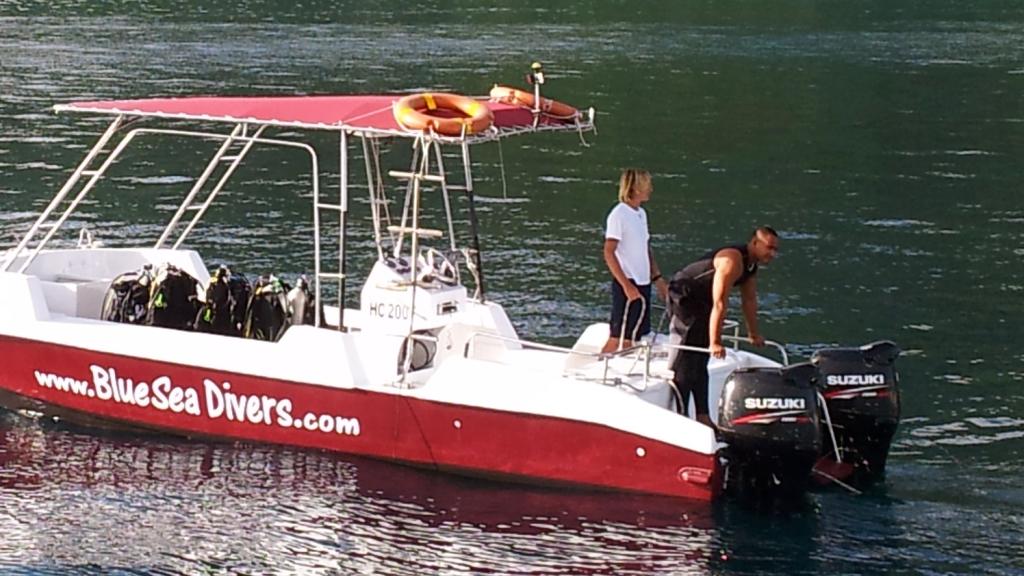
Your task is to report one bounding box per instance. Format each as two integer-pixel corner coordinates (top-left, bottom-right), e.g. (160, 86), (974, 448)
(667, 226), (780, 425)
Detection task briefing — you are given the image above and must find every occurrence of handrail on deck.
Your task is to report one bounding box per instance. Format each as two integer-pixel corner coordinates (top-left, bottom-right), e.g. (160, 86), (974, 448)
(462, 330), (652, 361)
(660, 336), (789, 366)
(723, 336), (789, 365)
(462, 330), (654, 390)
(461, 321), (788, 383)
(652, 302), (785, 360)
(463, 331), (585, 358)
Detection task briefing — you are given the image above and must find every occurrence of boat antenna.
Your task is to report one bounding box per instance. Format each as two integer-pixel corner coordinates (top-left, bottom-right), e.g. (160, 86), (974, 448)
(526, 61), (545, 129)
(527, 61), (545, 86)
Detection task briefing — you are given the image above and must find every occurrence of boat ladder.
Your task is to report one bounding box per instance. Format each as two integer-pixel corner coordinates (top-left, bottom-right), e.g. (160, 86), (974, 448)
(387, 136), (484, 298)
(156, 123), (267, 250)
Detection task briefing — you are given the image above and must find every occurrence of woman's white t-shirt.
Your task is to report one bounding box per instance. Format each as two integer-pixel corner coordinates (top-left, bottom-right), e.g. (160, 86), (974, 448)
(605, 202), (651, 284)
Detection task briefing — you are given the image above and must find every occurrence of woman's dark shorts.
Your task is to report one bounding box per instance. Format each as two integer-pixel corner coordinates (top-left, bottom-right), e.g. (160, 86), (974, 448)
(609, 279), (651, 341)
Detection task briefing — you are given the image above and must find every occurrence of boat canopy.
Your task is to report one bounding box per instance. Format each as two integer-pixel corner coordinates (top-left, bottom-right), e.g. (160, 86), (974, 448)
(54, 94), (593, 141)
(18, 86), (596, 313)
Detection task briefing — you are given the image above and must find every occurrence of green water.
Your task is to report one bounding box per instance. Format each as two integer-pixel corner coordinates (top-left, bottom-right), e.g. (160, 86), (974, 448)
(1, 1), (1022, 574)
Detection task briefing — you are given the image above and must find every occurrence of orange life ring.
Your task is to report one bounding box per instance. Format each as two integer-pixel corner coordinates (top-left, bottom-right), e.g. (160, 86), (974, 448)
(393, 92), (493, 136)
(489, 85), (579, 119)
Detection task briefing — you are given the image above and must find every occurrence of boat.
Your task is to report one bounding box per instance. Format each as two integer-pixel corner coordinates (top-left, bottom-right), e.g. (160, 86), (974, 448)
(0, 70), (901, 501)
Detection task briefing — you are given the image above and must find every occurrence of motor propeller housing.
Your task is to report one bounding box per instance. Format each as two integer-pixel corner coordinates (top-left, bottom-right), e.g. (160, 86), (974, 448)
(812, 340), (901, 481)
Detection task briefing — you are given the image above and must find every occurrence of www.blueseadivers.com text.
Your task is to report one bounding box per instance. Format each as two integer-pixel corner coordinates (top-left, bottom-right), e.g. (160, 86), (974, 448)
(34, 365), (361, 436)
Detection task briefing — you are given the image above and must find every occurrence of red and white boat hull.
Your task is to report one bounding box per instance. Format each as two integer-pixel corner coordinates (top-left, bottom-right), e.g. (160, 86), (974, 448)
(0, 329), (721, 501)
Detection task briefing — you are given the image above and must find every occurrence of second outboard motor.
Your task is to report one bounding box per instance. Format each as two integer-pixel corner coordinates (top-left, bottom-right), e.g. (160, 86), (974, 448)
(718, 363), (821, 498)
(812, 340), (901, 482)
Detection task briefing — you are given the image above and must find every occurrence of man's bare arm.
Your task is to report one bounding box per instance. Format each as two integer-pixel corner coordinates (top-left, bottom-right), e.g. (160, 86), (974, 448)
(709, 249), (742, 358)
(740, 275), (764, 346)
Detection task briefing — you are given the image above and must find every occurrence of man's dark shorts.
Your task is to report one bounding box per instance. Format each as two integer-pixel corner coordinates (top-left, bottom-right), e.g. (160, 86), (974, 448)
(609, 279), (651, 341)
(669, 277), (713, 416)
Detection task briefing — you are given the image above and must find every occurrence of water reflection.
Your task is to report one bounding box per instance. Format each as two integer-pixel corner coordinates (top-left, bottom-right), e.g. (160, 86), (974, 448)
(1, 410), (943, 575)
(5, 413), (986, 575)
(0, 413), (724, 575)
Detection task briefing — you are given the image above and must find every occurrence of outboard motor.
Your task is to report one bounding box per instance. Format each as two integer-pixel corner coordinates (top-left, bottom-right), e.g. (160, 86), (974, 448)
(812, 341), (900, 482)
(718, 363), (821, 498)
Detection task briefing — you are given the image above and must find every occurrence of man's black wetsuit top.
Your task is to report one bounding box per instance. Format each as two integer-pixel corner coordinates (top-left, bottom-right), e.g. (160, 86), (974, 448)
(667, 244), (758, 416)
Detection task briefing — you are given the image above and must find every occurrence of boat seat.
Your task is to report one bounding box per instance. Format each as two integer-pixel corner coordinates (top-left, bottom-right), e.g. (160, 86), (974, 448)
(563, 322), (609, 373)
(38, 281), (77, 317)
(77, 279), (112, 320)
(38, 277), (113, 320)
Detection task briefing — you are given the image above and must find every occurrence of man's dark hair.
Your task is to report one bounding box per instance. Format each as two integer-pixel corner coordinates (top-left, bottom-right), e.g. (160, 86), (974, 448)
(751, 225), (778, 239)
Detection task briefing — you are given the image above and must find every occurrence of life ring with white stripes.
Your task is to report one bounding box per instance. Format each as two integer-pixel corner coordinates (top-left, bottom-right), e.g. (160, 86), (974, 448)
(393, 92), (493, 136)
(489, 85), (579, 120)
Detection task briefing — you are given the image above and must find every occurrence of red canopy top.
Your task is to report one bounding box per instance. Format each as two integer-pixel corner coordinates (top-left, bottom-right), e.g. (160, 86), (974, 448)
(54, 94), (589, 139)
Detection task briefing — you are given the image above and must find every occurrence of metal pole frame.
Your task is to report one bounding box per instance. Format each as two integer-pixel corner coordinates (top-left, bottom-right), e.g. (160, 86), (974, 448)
(460, 140), (486, 301)
(361, 135), (385, 262)
(166, 124), (270, 250)
(338, 131), (349, 329)
(2, 115), (124, 273)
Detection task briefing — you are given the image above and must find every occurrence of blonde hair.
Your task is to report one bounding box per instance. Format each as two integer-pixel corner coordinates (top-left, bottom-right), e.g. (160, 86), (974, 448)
(617, 168), (651, 203)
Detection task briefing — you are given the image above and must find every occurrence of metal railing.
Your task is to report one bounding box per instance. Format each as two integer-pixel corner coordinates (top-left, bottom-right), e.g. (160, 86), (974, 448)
(460, 323), (790, 390)
(721, 335), (790, 366)
(652, 302), (790, 364)
(463, 330), (655, 389)
(3, 122), (320, 276)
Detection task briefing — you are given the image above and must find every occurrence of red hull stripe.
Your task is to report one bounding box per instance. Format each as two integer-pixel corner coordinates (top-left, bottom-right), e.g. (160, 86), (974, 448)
(0, 334), (720, 500)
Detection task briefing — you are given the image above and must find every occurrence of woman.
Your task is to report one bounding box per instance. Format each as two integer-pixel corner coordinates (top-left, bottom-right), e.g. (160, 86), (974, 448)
(601, 168), (669, 353)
